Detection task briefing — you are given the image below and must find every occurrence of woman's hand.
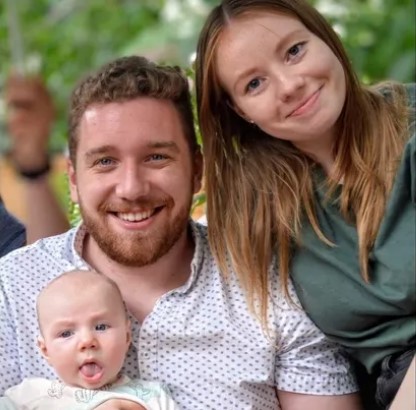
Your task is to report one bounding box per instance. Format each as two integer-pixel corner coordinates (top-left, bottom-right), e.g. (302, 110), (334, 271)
(94, 399), (147, 410)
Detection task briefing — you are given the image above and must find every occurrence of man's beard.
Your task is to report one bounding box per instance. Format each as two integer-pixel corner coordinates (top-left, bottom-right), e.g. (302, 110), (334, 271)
(79, 195), (192, 267)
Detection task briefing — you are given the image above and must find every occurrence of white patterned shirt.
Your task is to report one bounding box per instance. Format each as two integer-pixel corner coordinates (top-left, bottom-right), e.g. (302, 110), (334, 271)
(0, 221), (357, 409)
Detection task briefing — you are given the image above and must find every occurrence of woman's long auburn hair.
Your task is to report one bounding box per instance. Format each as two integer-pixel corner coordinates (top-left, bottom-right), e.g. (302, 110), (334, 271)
(195, 0), (409, 323)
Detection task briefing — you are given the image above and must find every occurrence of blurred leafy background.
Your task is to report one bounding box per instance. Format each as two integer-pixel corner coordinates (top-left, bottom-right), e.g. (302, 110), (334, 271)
(0, 0), (414, 220)
(0, 0), (414, 153)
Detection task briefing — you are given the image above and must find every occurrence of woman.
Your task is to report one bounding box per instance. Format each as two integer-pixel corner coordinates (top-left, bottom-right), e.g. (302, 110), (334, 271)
(195, 1), (415, 408)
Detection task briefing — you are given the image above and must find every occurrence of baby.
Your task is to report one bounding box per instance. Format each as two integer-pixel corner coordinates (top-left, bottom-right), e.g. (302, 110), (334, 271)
(0, 270), (177, 410)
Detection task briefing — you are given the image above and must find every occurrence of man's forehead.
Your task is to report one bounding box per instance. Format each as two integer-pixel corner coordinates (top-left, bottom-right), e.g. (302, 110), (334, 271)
(83, 105), (101, 122)
(79, 99), (182, 132)
(80, 103), (125, 129)
(76, 103), (187, 152)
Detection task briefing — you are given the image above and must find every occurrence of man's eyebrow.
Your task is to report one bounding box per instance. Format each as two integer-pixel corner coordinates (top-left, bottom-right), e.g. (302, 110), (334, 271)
(146, 141), (180, 152)
(84, 145), (114, 160)
(83, 141), (180, 161)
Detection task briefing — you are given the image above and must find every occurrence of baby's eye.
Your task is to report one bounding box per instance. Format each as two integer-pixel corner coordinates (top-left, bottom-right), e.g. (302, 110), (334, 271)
(95, 323), (109, 331)
(59, 330), (73, 339)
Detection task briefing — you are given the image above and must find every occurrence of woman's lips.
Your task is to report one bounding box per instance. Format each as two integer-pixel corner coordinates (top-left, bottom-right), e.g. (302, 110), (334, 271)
(288, 87), (322, 118)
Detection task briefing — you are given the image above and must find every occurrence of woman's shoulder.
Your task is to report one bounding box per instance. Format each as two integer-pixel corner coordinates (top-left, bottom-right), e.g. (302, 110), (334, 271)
(373, 82), (415, 109)
(403, 83), (416, 107)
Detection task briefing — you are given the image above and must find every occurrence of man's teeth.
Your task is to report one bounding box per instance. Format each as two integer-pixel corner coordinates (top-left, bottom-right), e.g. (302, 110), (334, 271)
(118, 211), (153, 222)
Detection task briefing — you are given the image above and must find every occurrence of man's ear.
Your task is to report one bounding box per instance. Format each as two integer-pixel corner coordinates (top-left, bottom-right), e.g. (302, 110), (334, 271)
(37, 335), (51, 363)
(192, 148), (204, 194)
(67, 158), (79, 204)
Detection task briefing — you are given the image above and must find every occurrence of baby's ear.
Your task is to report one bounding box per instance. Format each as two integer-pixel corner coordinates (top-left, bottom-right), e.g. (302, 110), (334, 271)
(37, 335), (50, 362)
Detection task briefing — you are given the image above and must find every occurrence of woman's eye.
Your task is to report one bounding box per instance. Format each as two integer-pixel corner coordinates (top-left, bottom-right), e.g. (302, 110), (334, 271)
(246, 78), (261, 92)
(95, 323), (109, 331)
(287, 42), (305, 58)
(59, 330), (72, 339)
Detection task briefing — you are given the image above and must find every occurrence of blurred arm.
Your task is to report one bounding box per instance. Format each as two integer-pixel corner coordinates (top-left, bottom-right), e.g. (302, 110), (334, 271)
(390, 356), (415, 410)
(278, 390), (362, 410)
(23, 176), (70, 243)
(5, 75), (69, 242)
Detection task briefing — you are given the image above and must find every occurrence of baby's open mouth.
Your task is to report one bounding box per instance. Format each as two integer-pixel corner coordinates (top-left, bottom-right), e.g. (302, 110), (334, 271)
(79, 361), (103, 381)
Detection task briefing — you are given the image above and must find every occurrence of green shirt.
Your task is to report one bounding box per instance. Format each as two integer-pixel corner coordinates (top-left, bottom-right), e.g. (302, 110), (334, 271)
(291, 84), (416, 374)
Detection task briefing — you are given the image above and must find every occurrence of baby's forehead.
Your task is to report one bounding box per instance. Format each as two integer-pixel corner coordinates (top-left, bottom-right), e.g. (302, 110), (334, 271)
(43, 270), (110, 292)
(37, 271), (120, 309)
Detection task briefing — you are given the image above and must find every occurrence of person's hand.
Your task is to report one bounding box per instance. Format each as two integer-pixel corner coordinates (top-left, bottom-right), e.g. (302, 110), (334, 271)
(4, 75), (55, 171)
(94, 399), (147, 410)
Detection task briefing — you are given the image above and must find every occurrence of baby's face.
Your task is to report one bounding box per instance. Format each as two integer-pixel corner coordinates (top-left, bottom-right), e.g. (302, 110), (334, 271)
(37, 275), (131, 389)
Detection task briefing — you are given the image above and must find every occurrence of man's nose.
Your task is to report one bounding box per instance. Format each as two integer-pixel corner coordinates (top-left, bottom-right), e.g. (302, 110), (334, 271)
(115, 164), (151, 201)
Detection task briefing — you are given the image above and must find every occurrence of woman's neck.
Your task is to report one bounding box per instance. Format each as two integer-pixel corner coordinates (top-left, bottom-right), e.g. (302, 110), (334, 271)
(293, 133), (336, 176)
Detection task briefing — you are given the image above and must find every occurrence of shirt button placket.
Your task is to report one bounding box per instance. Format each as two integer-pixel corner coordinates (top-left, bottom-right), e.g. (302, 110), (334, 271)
(138, 300), (164, 379)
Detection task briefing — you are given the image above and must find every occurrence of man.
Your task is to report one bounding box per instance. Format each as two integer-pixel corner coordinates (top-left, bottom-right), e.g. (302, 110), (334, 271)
(0, 56), (361, 409)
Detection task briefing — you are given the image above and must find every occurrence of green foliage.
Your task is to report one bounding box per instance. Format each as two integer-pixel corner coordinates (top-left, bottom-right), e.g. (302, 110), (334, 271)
(0, 0), (162, 152)
(1, 0), (414, 154)
(0, 0), (414, 223)
(317, 0), (415, 83)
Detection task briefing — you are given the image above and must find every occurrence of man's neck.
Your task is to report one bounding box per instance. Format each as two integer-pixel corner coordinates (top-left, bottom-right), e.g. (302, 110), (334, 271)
(81, 225), (195, 322)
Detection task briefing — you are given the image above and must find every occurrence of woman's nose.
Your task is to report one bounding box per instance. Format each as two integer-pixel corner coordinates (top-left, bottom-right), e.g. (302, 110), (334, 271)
(274, 67), (305, 102)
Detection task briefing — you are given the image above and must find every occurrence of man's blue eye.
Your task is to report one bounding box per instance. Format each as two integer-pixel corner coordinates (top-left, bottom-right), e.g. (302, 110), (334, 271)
(98, 158), (113, 166)
(96, 323), (109, 331)
(150, 154), (166, 161)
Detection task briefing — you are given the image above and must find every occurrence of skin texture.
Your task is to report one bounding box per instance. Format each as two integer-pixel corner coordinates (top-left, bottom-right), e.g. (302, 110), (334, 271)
(215, 11), (346, 171)
(278, 390), (362, 410)
(68, 98), (202, 268)
(94, 400), (146, 410)
(390, 356), (416, 410)
(37, 271), (131, 389)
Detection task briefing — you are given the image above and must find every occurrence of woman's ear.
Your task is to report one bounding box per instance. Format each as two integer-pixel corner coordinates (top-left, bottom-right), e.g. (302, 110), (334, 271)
(226, 99), (253, 123)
